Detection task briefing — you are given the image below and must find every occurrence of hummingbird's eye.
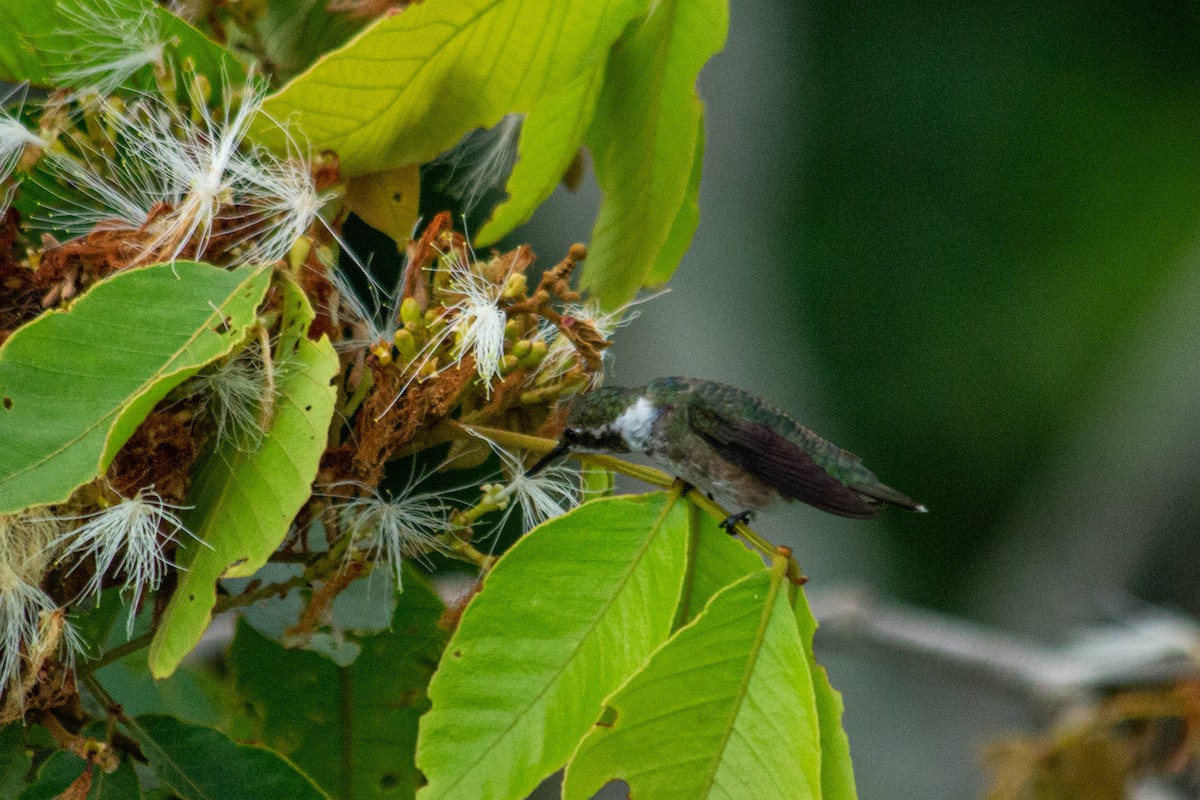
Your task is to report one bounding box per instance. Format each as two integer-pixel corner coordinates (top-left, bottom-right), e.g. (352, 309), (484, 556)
(563, 428), (579, 444)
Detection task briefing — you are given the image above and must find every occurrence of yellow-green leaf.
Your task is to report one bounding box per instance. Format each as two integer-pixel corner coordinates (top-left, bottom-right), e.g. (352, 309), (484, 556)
(475, 63), (607, 245)
(795, 587), (859, 799)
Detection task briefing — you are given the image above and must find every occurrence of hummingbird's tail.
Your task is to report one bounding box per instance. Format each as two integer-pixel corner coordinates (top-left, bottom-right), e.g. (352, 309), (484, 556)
(850, 481), (928, 513)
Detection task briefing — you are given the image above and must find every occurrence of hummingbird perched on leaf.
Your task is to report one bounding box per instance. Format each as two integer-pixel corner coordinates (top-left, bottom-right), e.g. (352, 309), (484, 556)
(528, 377), (926, 526)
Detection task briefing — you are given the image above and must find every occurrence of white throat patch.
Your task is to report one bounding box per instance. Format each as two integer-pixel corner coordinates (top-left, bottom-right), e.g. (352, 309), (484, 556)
(611, 396), (657, 452)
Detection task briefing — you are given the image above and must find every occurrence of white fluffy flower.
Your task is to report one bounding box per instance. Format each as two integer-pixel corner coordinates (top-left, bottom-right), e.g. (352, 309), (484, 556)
(181, 341), (277, 450)
(473, 432), (577, 532)
(232, 140), (331, 266)
(131, 84), (263, 263)
(0, 514), (76, 695)
(56, 489), (193, 635)
(446, 248), (508, 391)
(0, 88), (46, 213)
(37, 80), (328, 269)
(535, 295), (654, 386)
(35, 108), (179, 238)
(333, 480), (452, 588)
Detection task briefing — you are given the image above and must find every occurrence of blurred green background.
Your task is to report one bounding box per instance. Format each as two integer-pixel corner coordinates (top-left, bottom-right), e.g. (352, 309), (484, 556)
(518, 0), (1200, 795)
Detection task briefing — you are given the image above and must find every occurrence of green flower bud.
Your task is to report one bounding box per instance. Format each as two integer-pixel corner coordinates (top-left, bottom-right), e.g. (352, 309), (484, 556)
(520, 339), (548, 368)
(393, 328), (417, 362)
(511, 339), (532, 360)
(400, 296), (422, 328)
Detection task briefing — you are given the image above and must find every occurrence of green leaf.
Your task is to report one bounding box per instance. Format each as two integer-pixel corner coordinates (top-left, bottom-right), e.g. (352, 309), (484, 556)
(0, 722), (29, 798)
(254, 0), (647, 179)
(231, 567), (446, 800)
(794, 589), (858, 800)
(562, 564), (823, 800)
(125, 715), (328, 800)
(0, 0), (241, 91)
(18, 752), (140, 800)
(0, 262), (270, 515)
(148, 276), (338, 678)
(416, 492), (689, 800)
(581, 0), (727, 308)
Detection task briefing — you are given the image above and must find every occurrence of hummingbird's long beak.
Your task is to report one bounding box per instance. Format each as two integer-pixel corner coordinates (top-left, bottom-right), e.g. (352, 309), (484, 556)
(526, 439), (571, 477)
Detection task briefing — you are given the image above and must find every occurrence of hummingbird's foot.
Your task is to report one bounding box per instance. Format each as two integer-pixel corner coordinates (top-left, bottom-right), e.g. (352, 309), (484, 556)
(719, 510), (753, 533)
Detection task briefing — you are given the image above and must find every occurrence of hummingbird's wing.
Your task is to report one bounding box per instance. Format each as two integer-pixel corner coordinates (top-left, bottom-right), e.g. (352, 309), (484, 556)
(686, 403), (878, 519)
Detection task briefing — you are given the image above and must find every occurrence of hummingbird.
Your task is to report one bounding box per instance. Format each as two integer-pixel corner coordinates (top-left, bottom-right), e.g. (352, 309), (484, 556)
(528, 377), (925, 526)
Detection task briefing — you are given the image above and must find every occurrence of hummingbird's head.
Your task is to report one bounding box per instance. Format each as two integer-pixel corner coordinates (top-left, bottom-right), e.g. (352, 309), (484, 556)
(561, 386), (653, 454)
(526, 386), (660, 477)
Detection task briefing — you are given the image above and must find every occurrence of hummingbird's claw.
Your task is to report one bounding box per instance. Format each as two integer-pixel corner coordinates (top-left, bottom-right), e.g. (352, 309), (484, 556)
(719, 509), (753, 533)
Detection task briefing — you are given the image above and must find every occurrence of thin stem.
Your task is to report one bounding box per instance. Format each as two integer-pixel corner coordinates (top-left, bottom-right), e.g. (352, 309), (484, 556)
(446, 537), (496, 570)
(455, 422), (556, 453)
(79, 671), (121, 719)
(578, 454), (673, 489)
(78, 632), (153, 676)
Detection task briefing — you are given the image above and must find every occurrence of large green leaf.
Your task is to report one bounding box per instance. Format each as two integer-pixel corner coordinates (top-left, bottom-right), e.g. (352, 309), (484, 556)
(18, 752), (140, 800)
(581, 0), (727, 308)
(231, 568), (446, 800)
(148, 277), (338, 678)
(415, 492), (688, 800)
(125, 715), (328, 800)
(563, 564), (824, 800)
(0, 262), (270, 515)
(253, 0), (646, 180)
(0, 0), (240, 90)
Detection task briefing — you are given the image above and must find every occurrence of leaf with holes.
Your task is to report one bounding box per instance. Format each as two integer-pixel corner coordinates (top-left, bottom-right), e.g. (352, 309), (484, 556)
(415, 492), (689, 800)
(562, 563), (830, 800)
(0, 262), (270, 515)
(231, 567), (446, 800)
(148, 276), (337, 678)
